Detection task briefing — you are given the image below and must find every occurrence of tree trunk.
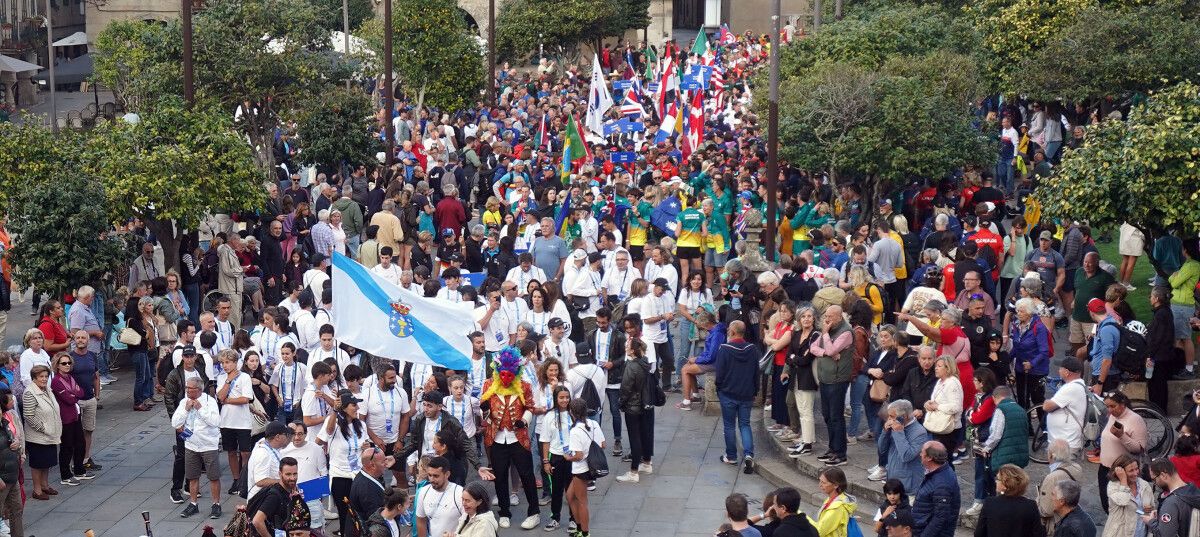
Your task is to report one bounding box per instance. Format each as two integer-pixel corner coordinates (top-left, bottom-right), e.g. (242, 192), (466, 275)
(813, 0), (823, 31)
(146, 218), (182, 275)
(834, 0), (843, 20)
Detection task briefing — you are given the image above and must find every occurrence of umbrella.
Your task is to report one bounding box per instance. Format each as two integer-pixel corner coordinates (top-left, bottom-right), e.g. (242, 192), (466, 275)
(0, 54), (42, 73)
(52, 31), (88, 47)
(33, 54), (93, 85)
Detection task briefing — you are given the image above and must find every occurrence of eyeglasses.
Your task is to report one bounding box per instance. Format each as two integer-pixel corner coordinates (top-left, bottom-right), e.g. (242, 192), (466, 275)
(58, 361), (71, 366)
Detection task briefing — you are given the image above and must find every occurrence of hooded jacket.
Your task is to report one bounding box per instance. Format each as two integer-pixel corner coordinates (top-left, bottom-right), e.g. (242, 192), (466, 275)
(1147, 483), (1200, 537)
(773, 513), (820, 537)
(715, 338), (759, 401)
(814, 493), (857, 537)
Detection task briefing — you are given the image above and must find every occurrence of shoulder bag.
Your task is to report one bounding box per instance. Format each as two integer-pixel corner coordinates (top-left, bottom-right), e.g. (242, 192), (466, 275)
(118, 327), (142, 346)
(583, 423), (609, 478)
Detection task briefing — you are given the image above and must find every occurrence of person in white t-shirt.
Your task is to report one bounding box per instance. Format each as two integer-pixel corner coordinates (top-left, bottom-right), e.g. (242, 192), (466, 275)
(280, 419), (328, 531)
(540, 318), (577, 369)
(269, 342), (309, 424)
(318, 389), (369, 537)
(371, 246), (403, 286)
(537, 386), (574, 530)
(214, 348), (255, 498)
(416, 457), (464, 537)
(463, 334), (490, 399)
(301, 360), (338, 442)
(443, 376), (480, 440)
(476, 287), (509, 353)
(245, 421), (293, 501)
(565, 399), (604, 536)
(436, 268), (466, 303)
(506, 254), (548, 296)
(359, 365), (411, 483)
(1042, 356), (1088, 456)
(277, 285), (303, 325)
(600, 250), (640, 303)
(309, 325), (351, 376)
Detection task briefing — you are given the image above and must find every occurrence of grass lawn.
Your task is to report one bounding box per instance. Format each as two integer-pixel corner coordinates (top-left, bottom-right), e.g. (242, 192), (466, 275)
(1094, 230), (1156, 321)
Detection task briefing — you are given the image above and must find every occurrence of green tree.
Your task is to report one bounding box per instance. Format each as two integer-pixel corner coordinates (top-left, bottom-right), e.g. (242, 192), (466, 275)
(1013, 2), (1200, 101)
(603, 0), (652, 37)
(358, 0), (484, 112)
(494, 0), (615, 61)
(93, 19), (184, 113)
(297, 88), (381, 171)
(83, 98), (267, 272)
(1036, 81), (1200, 274)
(312, 0), (374, 33)
(968, 0), (1093, 91)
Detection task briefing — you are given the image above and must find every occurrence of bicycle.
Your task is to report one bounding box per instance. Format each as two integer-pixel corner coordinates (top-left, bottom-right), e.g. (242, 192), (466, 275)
(1027, 386), (1175, 464)
(201, 288), (259, 329)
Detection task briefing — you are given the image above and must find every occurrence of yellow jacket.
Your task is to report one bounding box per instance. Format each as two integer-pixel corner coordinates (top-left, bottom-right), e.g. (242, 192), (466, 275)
(815, 493), (857, 537)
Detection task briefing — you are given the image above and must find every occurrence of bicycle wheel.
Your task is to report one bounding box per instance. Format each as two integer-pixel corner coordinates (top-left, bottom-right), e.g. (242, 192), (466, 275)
(1028, 406), (1049, 464)
(1130, 400), (1176, 460)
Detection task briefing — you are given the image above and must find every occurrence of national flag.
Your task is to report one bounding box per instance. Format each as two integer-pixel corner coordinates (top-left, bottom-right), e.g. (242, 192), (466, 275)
(553, 191), (573, 237)
(562, 114), (590, 182)
(533, 113), (551, 151)
(585, 54), (613, 136)
(653, 101), (680, 144)
(683, 89), (704, 161)
(656, 56), (677, 117)
(620, 85), (646, 119)
(330, 252), (473, 370)
(691, 28), (714, 65)
(719, 24), (736, 46)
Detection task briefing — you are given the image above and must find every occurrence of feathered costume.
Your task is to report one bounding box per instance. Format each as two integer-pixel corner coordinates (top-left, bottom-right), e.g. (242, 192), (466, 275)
(479, 345), (535, 450)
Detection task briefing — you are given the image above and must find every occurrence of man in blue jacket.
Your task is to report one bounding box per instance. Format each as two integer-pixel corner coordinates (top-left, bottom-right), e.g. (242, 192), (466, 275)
(715, 320), (758, 474)
(676, 310), (725, 412)
(912, 441), (960, 537)
(881, 399), (930, 494)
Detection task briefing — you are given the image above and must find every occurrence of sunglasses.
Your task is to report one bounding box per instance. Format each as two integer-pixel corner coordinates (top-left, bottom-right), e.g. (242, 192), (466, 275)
(58, 361), (71, 366)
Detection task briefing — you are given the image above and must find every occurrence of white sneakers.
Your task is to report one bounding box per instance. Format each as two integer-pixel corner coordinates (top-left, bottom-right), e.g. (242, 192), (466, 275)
(615, 471), (640, 483)
(638, 462), (653, 474)
(965, 501), (983, 516)
(499, 517), (511, 528)
(520, 514), (541, 530)
(867, 466), (887, 482)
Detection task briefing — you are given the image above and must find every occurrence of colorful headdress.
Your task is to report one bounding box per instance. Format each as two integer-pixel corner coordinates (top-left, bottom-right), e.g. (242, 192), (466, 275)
(481, 345), (526, 403)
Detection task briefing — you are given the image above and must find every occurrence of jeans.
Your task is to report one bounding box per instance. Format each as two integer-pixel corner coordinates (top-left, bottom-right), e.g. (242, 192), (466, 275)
(133, 350), (153, 404)
(184, 283), (201, 325)
(605, 388), (622, 440)
(346, 235), (361, 260)
(719, 394), (755, 459)
(820, 382), (850, 457)
(974, 455), (995, 501)
(876, 426), (891, 468)
(1044, 140), (1063, 164)
(995, 158), (1014, 194)
(847, 375), (869, 437)
(865, 396), (884, 442)
(672, 319), (694, 384)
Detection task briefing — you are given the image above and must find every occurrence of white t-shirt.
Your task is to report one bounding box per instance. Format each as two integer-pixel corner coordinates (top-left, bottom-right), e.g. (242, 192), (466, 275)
(496, 298), (528, 340)
(301, 384), (335, 442)
(308, 346), (352, 377)
(216, 371), (255, 429)
(464, 357), (487, 398)
(475, 305), (509, 353)
(435, 287), (465, 304)
(568, 420), (604, 474)
(280, 441), (328, 493)
(505, 266), (547, 294)
(246, 439), (284, 500)
(538, 409), (575, 456)
(1048, 379), (1088, 450)
(360, 383), (411, 444)
(416, 482), (465, 537)
(442, 395), (479, 438)
(269, 361), (310, 412)
(536, 380), (574, 413)
(523, 309), (554, 336)
(371, 263), (403, 286)
(676, 288), (714, 313)
(541, 338), (577, 368)
(19, 348), (51, 383)
(629, 296), (668, 344)
(601, 267), (640, 300)
(567, 364), (607, 407)
(317, 416), (369, 479)
(171, 345), (215, 378)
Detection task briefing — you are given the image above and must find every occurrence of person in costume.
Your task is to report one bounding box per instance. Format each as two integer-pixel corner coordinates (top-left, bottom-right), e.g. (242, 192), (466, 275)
(478, 343), (544, 530)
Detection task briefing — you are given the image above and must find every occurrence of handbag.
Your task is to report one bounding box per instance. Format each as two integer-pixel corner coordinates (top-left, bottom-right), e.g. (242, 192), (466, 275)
(869, 379), (890, 403)
(248, 392), (269, 436)
(154, 314), (178, 344)
(118, 327), (142, 346)
(923, 409), (956, 434)
(570, 295), (590, 311)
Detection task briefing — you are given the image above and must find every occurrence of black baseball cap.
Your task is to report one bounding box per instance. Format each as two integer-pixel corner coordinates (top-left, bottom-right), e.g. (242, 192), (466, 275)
(181, 345), (197, 356)
(548, 317), (566, 329)
(885, 512), (915, 528)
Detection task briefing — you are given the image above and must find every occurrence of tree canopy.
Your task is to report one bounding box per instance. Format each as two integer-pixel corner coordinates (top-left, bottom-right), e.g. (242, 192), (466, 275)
(297, 88), (381, 171)
(93, 20), (184, 113)
(494, 0), (616, 61)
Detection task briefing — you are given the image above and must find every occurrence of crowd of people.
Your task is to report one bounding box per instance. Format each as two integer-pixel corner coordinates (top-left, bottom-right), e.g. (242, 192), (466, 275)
(3, 21), (1200, 537)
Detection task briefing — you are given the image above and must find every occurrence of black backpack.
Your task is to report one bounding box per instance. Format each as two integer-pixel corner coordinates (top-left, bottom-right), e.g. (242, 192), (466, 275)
(580, 375), (603, 415)
(1110, 322), (1148, 376)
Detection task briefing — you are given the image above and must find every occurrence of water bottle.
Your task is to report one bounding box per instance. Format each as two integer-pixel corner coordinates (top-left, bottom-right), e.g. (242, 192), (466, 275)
(1145, 357), (1155, 380)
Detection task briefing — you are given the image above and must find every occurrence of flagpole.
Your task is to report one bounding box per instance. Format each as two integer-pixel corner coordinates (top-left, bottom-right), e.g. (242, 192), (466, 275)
(764, 0), (781, 261)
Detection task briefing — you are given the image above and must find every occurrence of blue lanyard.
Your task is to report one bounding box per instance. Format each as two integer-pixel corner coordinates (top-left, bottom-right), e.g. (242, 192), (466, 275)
(555, 410), (573, 450)
(282, 364), (298, 404)
(317, 387), (328, 416)
(450, 397), (467, 424)
(378, 386), (394, 415)
(596, 330), (609, 363)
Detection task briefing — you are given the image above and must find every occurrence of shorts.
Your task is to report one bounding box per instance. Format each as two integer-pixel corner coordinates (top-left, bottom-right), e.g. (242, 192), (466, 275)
(677, 246), (702, 260)
(185, 449), (221, 481)
(1068, 319), (1094, 345)
(78, 397), (98, 432)
(629, 245), (645, 261)
(1061, 273), (1076, 293)
(704, 249), (728, 268)
(220, 428), (253, 452)
(1171, 304), (1195, 340)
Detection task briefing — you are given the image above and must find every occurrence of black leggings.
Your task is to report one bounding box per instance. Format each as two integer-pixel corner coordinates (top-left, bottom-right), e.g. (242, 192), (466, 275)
(331, 476), (353, 537)
(59, 420), (86, 480)
(547, 454), (572, 521)
(624, 409), (655, 471)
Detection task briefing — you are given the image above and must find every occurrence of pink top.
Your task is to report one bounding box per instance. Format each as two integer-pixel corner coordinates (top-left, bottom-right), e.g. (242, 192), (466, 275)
(50, 373), (83, 424)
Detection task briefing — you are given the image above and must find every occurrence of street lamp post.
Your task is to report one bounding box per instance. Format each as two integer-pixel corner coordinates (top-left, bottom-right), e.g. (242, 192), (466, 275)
(182, 0), (194, 106)
(343, 0), (351, 90)
(763, 0), (780, 260)
(383, 0), (394, 167)
(486, 0), (494, 106)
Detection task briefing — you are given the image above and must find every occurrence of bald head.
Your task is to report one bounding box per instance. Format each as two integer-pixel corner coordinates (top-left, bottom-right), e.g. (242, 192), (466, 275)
(921, 441), (948, 469)
(728, 320), (746, 338)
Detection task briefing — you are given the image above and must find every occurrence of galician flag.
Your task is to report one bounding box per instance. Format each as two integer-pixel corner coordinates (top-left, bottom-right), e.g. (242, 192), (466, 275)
(330, 252), (472, 370)
(585, 54), (613, 136)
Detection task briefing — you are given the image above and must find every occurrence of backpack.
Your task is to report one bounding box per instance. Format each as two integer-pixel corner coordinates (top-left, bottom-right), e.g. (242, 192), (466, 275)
(1110, 322), (1148, 376)
(580, 375), (603, 415)
(867, 283), (890, 316)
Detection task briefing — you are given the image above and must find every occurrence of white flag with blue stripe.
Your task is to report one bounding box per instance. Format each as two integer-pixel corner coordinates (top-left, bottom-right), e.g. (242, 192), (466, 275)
(330, 252), (473, 370)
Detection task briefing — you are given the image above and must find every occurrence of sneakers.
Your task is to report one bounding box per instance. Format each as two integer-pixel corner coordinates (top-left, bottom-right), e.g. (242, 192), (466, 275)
(499, 517), (512, 528)
(520, 515), (542, 530)
(857, 431), (875, 441)
(84, 458), (103, 471)
(816, 451), (836, 462)
(766, 424), (784, 432)
(824, 456), (848, 467)
(170, 489), (185, 504)
(788, 443), (813, 458)
(777, 431), (798, 442)
(1172, 369), (1196, 381)
(60, 476), (80, 486)
(180, 503), (200, 518)
(324, 508), (339, 520)
(99, 375), (116, 386)
(538, 495), (551, 506)
(510, 493), (520, 506)
(611, 440), (623, 457)
(587, 480), (596, 491)
(674, 401), (692, 411)
(210, 503), (222, 519)
(621, 455), (633, 463)
(720, 454), (738, 465)
(867, 467), (888, 481)
(615, 471), (640, 483)
(75, 470), (96, 480)
(638, 462), (653, 474)
(743, 456), (755, 474)
(544, 519), (561, 531)
(845, 435), (858, 445)
(965, 501), (983, 516)
(227, 479), (240, 496)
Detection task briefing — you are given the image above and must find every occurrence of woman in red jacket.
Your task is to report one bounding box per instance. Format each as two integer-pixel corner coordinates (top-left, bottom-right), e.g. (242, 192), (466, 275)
(966, 368), (999, 516)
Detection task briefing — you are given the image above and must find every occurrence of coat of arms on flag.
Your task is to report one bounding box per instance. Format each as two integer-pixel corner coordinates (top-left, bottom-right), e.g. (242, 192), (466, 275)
(388, 301), (414, 338)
